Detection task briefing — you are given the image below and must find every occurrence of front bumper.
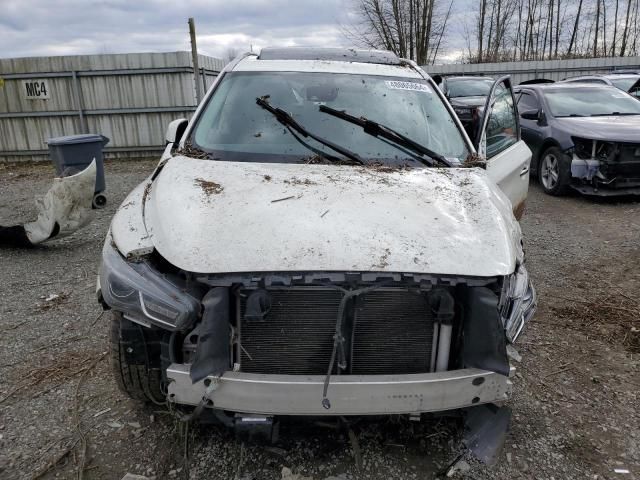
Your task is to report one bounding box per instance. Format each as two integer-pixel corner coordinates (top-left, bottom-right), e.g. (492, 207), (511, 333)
(167, 364), (513, 416)
(570, 152), (640, 196)
(571, 184), (640, 196)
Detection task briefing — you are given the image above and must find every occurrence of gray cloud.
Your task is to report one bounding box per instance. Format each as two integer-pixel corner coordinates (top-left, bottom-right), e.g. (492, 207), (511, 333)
(0, 0), (352, 59)
(0, 0), (467, 61)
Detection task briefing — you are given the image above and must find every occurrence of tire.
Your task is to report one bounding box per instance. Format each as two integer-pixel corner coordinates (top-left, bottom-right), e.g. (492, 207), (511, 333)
(92, 193), (107, 209)
(537, 146), (571, 196)
(110, 311), (166, 404)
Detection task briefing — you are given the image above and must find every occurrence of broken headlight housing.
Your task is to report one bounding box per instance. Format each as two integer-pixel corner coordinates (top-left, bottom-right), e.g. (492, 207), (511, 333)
(572, 137), (617, 161)
(500, 263), (537, 343)
(99, 240), (200, 331)
(571, 137), (594, 159)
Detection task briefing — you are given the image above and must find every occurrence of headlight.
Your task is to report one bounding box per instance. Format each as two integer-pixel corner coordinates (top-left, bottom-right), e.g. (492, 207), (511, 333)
(500, 264), (536, 343)
(453, 105), (471, 116)
(99, 240), (201, 330)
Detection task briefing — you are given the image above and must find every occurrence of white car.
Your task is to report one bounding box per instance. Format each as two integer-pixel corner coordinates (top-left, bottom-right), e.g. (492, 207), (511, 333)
(98, 48), (535, 462)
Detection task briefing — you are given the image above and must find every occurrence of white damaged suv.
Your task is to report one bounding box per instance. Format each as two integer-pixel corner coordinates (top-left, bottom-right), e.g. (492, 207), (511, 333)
(98, 48), (536, 461)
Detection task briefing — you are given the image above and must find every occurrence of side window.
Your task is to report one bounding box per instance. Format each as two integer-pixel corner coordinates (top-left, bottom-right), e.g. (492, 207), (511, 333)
(484, 83), (518, 158)
(517, 92), (539, 113)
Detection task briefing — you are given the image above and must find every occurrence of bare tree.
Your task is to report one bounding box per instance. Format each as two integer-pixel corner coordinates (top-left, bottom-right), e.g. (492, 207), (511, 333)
(471, 0), (519, 62)
(478, 0), (487, 62)
(344, 0), (640, 64)
(593, 0), (601, 56)
(619, 0), (633, 55)
(631, 0), (638, 55)
(553, 0), (560, 58)
(602, 0), (608, 55)
(611, 0), (619, 55)
(344, 0), (452, 64)
(430, 0), (454, 61)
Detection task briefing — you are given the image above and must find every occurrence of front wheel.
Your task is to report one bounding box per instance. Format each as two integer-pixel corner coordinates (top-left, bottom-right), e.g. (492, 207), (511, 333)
(110, 311), (166, 404)
(538, 146), (571, 196)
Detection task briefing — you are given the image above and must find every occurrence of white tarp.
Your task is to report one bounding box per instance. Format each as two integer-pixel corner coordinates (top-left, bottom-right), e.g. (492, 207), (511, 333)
(0, 160), (96, 246)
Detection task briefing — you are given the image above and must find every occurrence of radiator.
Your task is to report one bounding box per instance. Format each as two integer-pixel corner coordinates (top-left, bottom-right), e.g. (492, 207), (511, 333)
(239, 288), (433, 375)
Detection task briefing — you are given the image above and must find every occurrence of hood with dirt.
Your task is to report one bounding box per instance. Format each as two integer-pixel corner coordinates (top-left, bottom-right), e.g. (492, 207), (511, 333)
(136, 156), (521, 277)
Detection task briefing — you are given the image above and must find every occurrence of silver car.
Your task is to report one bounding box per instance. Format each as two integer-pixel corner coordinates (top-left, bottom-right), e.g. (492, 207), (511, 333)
(97, 47), (536, 463)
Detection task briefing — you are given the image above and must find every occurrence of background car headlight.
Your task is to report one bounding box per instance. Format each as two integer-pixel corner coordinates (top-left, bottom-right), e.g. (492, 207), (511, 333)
(99, 240), (201, 330)
(453, 105), (471, 116)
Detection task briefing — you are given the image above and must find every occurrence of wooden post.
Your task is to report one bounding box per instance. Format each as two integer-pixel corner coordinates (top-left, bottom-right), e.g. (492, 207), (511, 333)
(71, 70), (88, 133)
(188, 17), (203, 103)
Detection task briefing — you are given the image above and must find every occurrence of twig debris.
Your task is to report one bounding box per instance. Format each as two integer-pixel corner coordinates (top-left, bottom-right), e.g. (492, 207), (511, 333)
(271, 195), (295, 203)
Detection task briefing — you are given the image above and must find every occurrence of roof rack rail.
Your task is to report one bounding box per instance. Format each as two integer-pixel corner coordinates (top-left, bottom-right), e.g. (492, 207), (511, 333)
(608, 69), (640, 74)
(257, 47), (402, 65)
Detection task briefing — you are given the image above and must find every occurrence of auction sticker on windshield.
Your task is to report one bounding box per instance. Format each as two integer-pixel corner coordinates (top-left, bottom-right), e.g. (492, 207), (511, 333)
(386, 80), (430, 92)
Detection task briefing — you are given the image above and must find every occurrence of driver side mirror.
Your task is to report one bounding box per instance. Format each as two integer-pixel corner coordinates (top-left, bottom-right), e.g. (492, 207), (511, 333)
(165, 118), (188, 145)
(520, 109), (540, 121)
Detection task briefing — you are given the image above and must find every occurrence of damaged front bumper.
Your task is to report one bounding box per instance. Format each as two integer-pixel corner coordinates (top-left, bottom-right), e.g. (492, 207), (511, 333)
(166, 364), (513, 416)
(569, 139), (640, 195)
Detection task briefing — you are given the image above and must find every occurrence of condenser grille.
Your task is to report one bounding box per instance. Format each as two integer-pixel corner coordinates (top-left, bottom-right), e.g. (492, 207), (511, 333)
(239, 288), (433, 375)
(351, 290), (433, 374)
(240, 289), (341, 375)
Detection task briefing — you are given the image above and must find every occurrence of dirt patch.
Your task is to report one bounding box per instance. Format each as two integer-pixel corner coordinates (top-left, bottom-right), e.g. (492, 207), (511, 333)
(36, 291), (70, 311)
(177, 140), (212, 160)
(362, 162), (411, 173)
(0, 162), (52, 182)
(195, 178), (224, 196)
(142, 181), (152, 206)
(284, 177), (317, 186)
(548, 246), (640, 354)
(552, 292), (639, 353)
(373, 248), (391, 269)
(304, 155), (327, 164)
(462, 152), (487, 168)
(304, 155), (362, 166)
(0, 349), (103, 405)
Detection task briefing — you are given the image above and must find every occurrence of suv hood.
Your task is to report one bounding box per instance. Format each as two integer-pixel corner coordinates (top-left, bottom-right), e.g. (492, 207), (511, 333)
(134, 156), (520, 276)
(556, 115), (640, 143)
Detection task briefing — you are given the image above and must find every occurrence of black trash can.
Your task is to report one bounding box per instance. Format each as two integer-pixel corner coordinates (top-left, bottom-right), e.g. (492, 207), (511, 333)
(47, 134), (109, 208)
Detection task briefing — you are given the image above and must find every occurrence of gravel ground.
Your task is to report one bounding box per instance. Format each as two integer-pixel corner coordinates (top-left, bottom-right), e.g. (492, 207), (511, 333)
(0, 159), (638, 480)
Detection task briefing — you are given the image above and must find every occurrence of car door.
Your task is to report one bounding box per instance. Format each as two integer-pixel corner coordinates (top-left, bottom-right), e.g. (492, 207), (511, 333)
(475, 76), (532, 219)
(516, 89), (545, 161)
(628, 78), (640, 98)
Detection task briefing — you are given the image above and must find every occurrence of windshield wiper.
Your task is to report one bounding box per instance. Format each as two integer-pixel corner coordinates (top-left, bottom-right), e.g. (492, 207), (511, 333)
(318, 105), (452, 167)
(256, 96), (363, 165)
(451, 94), (488, 98)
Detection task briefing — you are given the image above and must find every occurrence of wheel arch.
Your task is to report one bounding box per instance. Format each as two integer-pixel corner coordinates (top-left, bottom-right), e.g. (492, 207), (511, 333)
(533, 138), (564, 174)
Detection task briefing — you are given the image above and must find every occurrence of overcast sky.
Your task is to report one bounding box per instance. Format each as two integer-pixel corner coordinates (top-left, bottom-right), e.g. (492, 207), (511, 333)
(1, 0), (469, 62)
